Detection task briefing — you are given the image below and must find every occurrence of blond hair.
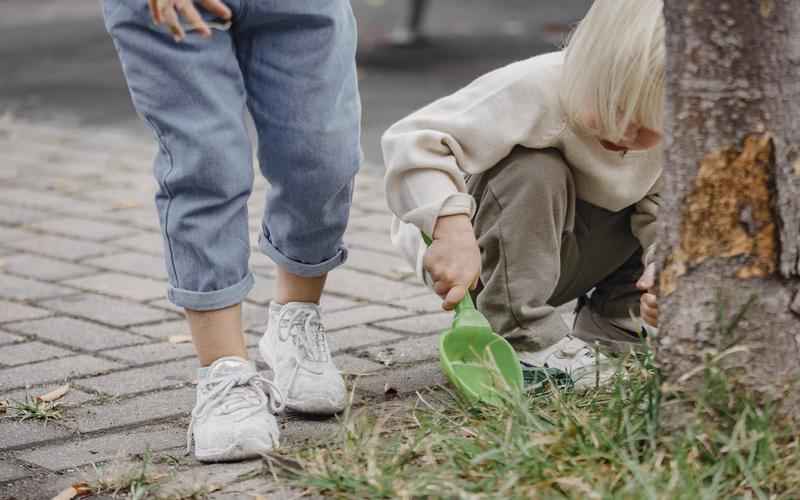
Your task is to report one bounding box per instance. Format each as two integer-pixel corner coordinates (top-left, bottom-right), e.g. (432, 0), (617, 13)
(560, 0), (665, 141)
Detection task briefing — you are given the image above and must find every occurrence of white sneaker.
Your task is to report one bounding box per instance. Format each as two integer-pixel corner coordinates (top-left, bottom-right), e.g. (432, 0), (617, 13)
(517, 335), (615, 390)
(259, 302), (347, 415)
(187, 356), (284, 462)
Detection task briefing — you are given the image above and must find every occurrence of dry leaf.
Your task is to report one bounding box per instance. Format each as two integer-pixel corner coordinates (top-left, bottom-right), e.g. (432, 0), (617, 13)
(111, 200), (142, 210)
(38, 384), (70, 402)
(51, 483), (91, 500)
(554, 477), (600, 499)
(0, 400), (8, 414)
(168, 335), (192, 344)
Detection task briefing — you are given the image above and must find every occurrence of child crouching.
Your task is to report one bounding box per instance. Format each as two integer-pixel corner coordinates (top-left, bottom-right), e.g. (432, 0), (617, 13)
(382, 0), (664, 388)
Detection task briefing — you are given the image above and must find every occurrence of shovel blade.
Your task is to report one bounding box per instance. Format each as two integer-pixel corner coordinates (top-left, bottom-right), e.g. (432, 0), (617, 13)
(439, 325), (523, 405)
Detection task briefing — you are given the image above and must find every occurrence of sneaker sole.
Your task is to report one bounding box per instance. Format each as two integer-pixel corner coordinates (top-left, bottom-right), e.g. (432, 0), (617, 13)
(194, 437), (276, 463)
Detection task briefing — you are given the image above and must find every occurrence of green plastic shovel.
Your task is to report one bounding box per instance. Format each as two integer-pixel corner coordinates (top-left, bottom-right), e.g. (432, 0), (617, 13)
(422, 234), (523, 405)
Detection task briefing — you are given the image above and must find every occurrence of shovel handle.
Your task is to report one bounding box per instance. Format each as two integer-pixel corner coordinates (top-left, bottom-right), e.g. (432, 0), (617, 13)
(421, 232), (477, 314)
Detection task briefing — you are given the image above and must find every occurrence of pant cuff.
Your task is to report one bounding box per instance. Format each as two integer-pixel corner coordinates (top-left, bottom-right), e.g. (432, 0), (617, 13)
(167, 272), (255, 311)
(258, 233), (347, 278)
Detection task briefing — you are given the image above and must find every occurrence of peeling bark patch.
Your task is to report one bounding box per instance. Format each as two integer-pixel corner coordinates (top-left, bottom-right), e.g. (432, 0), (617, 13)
(661, 134), (777, 295)
(760, 0), (775, 18)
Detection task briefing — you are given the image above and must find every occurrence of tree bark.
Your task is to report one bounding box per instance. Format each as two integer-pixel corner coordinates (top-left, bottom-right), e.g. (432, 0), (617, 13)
(658, 0), (800, 414)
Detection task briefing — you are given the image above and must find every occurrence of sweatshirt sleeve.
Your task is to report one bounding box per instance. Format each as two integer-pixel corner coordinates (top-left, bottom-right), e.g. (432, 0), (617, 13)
(630, 176), (662, 266)
(381, 57), (562, 237)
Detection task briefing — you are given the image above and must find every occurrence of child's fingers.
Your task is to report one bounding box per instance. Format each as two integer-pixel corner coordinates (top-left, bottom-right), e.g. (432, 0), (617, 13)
(148, 0), (160, 23)
(642, 293), (658, 308)
(177, 1), (211, 37)
(200, 0), (233, 20)
(161, 7), (185, 41)
(433, 280), (450, 298)
(636, 263), (657, 291)
(442, 285), (467, 311)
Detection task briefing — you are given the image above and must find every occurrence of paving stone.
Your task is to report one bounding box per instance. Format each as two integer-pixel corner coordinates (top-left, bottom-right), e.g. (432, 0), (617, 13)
(343, 229), (397, 254)
(319, 294), (361, 312)
(18, 424), (185, 471)
(27, 217), (129, 242)
(327, 325), (404, 353)
(38, 293), (177, 327)
(394, 294), (444, 314)
(0, 420), (72, 450)
(0, 254), (95, 281)
(4, 234), (108, 260)
(0, 226), (39, 244)
(83, 252), (166, 280)
(147, 298), (183, 314)
(0, 274), (74, 301)
(61, 272), (166, 301)
(0, 355), (123, 391)
(358, 335), (440, 366)
(0, 459), (34, 482)
(279, 415), (339, 447)
(353, 362), (447, 396)
(102, 341), (196, 364)
(324, 304), (410, 331)
(108, 232), (163, 256)
(246, 275), (276, 305)
(334, 354), (384, 375)
(1, 383), (93, 407)
(374, 312), (453, 335)
(6, 317), (144, 351)
(242, 302), (269, 332)
(344, 247), (414, 280)
(102, 208), (161, 231)
(132, 320), (188, 339)
(0, 341), (75, 367)
(70, 387), (195, 432)
(348, 213), (394, 232)
(0, 330), (23, 345)
(325, 268), (422, 302)
(0, 204), (49, 226)
(0, 188), (106, 216)
(0, 300), (50, 324)
(76, 359), (197, 396)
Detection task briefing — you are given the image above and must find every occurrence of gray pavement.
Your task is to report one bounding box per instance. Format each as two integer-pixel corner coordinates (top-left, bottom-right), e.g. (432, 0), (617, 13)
(0, 1), (590, 497)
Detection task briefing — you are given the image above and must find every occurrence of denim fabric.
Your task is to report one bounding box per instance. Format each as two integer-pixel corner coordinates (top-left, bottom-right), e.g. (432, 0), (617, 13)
(103, 0), (361, 310)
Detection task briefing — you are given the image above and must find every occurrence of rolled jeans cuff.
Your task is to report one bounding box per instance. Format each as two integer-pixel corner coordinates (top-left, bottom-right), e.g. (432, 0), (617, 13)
(258, 233), (348, 278)
(167, 272), (255, 311)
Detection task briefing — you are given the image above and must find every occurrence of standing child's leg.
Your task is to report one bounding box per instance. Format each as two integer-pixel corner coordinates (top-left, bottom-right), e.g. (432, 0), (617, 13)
(234, 1), (361, 415)
(103, 0), (281, 462)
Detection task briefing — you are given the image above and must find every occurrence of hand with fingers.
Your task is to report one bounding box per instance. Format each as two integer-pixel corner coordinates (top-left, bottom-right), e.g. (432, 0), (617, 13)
(636, 263), (658, 327)
(148, 0), (232, 42)
(424, 214), (481, 311)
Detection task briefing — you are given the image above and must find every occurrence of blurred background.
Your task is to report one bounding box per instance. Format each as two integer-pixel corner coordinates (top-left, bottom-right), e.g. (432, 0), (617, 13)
(0, 0), (590, 170)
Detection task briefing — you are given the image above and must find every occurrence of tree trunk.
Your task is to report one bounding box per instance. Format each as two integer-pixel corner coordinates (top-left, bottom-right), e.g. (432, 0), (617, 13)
(658, 0), (800, 414)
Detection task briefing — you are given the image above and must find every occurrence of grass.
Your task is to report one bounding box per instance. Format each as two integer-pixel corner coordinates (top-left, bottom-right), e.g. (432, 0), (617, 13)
(269, 349), (800, 499)
(87, 449), (223, 499)
(3, 395), (65, 424)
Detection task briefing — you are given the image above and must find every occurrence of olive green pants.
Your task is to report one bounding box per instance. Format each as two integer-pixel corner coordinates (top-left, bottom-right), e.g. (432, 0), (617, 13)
(468, 147), (645, 353)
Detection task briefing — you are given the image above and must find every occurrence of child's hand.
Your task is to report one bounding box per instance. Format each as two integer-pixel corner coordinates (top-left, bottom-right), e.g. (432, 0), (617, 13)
(424, 214), (481, 311)
(148, 0), (232, 42)
(636, 263), (658, 327)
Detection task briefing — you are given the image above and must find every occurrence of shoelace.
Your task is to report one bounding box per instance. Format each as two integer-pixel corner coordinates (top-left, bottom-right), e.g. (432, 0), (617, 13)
(186, 371), (284, 454)
(276, 307), (331, 396)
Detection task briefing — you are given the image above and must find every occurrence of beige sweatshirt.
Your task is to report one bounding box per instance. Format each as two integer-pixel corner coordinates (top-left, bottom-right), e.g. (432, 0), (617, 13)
(382, 51), (662, 283)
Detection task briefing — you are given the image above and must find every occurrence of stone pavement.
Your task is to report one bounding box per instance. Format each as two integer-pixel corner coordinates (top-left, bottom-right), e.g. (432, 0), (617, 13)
(0, 117), (453, 499)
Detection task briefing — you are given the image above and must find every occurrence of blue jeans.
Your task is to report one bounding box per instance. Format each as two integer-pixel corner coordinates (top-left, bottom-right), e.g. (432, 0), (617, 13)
(103, 0), (361, 310)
